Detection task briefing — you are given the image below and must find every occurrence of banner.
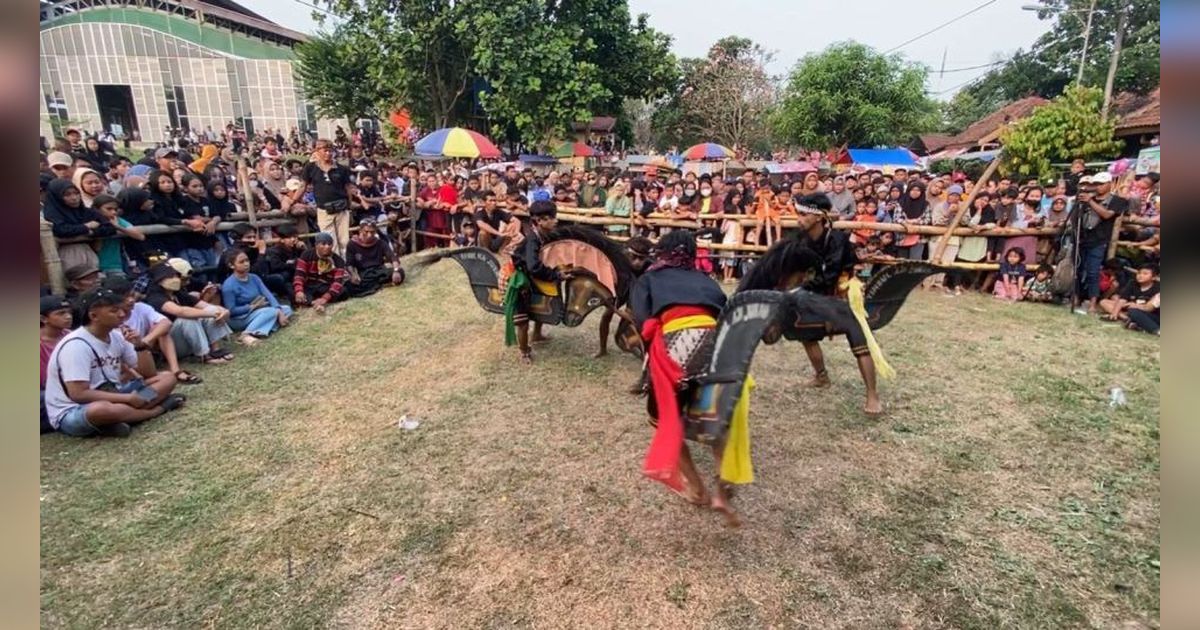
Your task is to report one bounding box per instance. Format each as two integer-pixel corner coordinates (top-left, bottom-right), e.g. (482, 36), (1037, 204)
(1135, 146), (1159, 175)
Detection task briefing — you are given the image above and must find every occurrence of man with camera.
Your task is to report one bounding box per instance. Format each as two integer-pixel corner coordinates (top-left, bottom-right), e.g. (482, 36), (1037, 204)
(1071, 172), (1130, 315)
(295, 138), (355, 257)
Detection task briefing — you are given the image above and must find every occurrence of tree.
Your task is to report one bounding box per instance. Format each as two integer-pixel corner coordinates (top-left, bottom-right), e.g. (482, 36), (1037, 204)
(773, 42), (937, 149)
(659, 37), (777, 151)
(294, 26), (392, 124)
(956, 0), (1159, 108)
(313, 0), (673, 146)
(999, 85), (1122, 179)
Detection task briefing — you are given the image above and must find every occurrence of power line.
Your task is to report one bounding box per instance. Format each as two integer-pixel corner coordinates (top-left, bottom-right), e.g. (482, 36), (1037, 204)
(883, 0), (999, 53)
(939, 59), (1009, 74)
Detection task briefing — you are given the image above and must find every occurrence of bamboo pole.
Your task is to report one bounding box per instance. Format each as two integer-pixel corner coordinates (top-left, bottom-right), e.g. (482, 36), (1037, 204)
(238, 155), (256, 224)
(1107, 214), (1125, 260)
(40, 219), (65, 296)
(931, 156), (1002, 263)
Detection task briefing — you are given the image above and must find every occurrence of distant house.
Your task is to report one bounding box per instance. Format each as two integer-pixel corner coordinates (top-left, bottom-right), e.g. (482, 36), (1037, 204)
(911, 133), (953, 156)
(929, 96), (1050, 161)
(570, 116), (617, 147)
(1111, 87), (1160, 156)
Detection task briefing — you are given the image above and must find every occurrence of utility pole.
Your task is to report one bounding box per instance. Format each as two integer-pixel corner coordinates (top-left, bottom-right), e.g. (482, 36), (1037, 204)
(1077, 0), (1097, 84)
(1101, 1), (1128, 119)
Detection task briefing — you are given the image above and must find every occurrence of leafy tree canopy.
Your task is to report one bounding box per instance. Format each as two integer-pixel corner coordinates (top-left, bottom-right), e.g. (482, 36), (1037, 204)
(773, 42), (937, 149)
(1000, 85), (1123, 179)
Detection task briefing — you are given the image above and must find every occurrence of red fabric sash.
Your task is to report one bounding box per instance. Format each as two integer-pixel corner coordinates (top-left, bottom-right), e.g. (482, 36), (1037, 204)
(640, 305), (715, 490)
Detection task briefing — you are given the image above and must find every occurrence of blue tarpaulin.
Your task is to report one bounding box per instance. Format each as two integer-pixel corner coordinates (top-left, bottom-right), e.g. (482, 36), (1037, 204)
(518, 154), (559, 164)
(843, 148), (918, 168)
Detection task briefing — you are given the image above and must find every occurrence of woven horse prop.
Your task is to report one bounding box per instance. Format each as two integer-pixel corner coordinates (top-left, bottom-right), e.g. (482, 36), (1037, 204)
(431, 227), (643, 353)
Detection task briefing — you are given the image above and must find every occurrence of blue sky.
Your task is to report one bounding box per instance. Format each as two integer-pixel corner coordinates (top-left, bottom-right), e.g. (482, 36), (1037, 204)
(241, 0), (1055, 100)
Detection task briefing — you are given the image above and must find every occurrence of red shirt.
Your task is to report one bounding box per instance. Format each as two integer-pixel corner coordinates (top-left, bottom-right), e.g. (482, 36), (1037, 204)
(40, 329), (68, 390)
(436, 184), (458, 207)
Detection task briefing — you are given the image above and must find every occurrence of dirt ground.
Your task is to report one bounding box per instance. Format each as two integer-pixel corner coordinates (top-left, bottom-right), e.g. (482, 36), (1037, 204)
(40, 261), (1160, 629)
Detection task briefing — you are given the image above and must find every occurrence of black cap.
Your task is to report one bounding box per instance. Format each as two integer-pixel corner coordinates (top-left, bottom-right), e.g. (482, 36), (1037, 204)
(149, 262), (180, 283)
(40, 295), (72, 316)
(79, 287), (123, 314)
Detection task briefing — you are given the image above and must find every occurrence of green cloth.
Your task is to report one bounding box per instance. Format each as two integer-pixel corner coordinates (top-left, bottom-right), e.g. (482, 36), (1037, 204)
(97, 218), (131, 272)
(503, 268), (530, 346)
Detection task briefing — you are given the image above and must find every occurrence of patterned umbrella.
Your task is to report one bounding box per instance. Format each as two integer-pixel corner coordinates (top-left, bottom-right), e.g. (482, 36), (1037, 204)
(552, 141), (597, 158)
(414, 127), (502, 159)
(683, 142), (734, 161)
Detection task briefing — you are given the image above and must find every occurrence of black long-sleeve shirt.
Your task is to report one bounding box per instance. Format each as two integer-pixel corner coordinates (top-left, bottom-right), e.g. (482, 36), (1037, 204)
(514, 226), (560, 282)
(802, 227), (859, 296)
(629, 267), (727, 327)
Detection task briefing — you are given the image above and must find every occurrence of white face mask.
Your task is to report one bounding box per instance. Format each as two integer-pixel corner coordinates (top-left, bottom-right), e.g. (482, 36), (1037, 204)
(685, 188), (696, 196)
(700, 188), (711, 197)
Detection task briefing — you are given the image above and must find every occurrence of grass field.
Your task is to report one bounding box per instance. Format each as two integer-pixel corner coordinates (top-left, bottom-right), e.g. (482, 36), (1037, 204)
(40, 261), (1160, 629)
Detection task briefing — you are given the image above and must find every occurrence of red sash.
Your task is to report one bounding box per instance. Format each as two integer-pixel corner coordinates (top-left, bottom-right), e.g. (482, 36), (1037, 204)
(640, 305), (716, 490)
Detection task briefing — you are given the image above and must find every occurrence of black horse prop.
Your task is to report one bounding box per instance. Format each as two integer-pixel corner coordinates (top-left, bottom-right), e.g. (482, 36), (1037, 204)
(425, 226), (644, 353)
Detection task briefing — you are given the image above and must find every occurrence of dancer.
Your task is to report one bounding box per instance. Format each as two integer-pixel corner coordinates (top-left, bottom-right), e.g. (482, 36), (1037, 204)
(629, 230), (743, 526)
(791, 193), (884, 415)
(504, 200), (570, 364)
(594, 236), (653, 357)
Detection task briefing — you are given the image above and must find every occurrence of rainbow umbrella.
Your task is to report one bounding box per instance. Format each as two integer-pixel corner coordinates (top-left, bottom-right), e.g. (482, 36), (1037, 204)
(414, 127), (502, 159)
(683, 142), (734, 161)
(552, 141), (596, 158)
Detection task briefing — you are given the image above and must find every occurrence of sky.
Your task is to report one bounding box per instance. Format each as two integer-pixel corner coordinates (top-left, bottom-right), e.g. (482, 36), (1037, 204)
(239, 0), (1055, 101)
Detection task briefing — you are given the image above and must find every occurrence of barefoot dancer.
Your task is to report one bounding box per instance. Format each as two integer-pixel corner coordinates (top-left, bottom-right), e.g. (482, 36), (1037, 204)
(792, 193), (884, 416)
(629, 230), (742, 526)
(503, 200), (567, 364)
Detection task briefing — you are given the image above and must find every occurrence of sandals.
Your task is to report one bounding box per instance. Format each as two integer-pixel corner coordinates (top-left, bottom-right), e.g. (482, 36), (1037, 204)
(175, 370), (203, 385)
(209, 347), (235, 360)
(160, 394), (186, 412)
(202, 353), (231, 365)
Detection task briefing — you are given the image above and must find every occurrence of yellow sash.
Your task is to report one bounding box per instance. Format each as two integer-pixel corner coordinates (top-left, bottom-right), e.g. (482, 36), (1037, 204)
(662, 315), (716, 333)
(532, 278), (559, 296)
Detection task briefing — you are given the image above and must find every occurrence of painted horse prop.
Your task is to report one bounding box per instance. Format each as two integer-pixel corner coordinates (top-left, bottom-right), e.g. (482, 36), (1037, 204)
(430, 226), (644, 353)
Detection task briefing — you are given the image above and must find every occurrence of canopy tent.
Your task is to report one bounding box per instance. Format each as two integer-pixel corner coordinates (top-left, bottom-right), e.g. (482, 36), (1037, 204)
(834, 148), (919, 173)
(517, 154), (559, 165)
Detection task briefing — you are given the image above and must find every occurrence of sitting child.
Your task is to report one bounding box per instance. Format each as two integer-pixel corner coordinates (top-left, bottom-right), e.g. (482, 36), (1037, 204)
(854, 236), (885, 281)
(1100, 263), (1159, 326)
(453, 220), (479, 247)
(993, 247), (1027, 301)
(1023, 263), (1055, 303)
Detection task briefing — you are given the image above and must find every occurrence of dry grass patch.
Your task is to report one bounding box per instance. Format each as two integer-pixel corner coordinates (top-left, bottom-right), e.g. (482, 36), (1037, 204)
(41, 261), (1159, 628)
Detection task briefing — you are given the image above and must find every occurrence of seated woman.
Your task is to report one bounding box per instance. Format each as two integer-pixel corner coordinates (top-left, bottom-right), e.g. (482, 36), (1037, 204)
(344, 218), (404, 297)
(143, 262), (236, 365)
(220, 249), (293, 346)
(293, 232), (349, 314)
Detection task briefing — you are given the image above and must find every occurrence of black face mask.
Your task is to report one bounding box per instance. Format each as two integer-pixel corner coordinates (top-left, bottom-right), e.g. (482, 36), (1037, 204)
(1025, 199), (1040, 207)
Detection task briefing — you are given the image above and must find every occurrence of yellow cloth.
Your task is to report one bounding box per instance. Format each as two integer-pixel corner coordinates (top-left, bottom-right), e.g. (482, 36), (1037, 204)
(662, 315), (716, 333)
(720, 375), (755, 485)
(532, 278), (559, 296)
(840, 276), (896, 380)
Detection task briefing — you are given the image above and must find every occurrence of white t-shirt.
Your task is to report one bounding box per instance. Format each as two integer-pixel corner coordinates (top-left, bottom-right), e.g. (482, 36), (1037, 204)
(123, 301), (166, 337)
(43, 328), (137, 428)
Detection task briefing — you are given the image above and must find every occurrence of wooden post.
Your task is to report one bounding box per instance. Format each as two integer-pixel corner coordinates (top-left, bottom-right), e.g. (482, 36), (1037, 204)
(930, 156), (1002, 263)
(410, 178), (419, 254)
(1107, 213), (1125, 260)
(238, 156), (256, 224)
(40, 219), (65, 296)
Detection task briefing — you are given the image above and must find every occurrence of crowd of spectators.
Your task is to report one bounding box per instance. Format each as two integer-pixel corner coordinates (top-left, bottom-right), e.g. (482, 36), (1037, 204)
(39, 126), (1161, 437)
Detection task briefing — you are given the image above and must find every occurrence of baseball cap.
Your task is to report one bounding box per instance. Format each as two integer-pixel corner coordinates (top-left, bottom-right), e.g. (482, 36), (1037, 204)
(531, 189), (552, 202)
(154, 147), (179, 160)
(40, 295), (72, 316)
(47, 152), (74, 168)
(79, 287), (123, 318)
(1079, 175), (1095, 184)
(1091, 172), (1113, 184)
(63, 262), (100, 282)
(947, 184), (964, 196)
(166, 257), (193, 277)
(149, 262), (181, 283)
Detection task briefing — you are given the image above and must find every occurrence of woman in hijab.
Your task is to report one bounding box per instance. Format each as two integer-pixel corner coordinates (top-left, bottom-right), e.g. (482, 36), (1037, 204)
(117, 186), (162, 267)
(42, 179), (115, 270)
(147, 168), (190, 256)
(76, 136), (110, 172)
(256, 158), (287, 209)
(896, 182), (930, 260)
(72, 168), (107, 208)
